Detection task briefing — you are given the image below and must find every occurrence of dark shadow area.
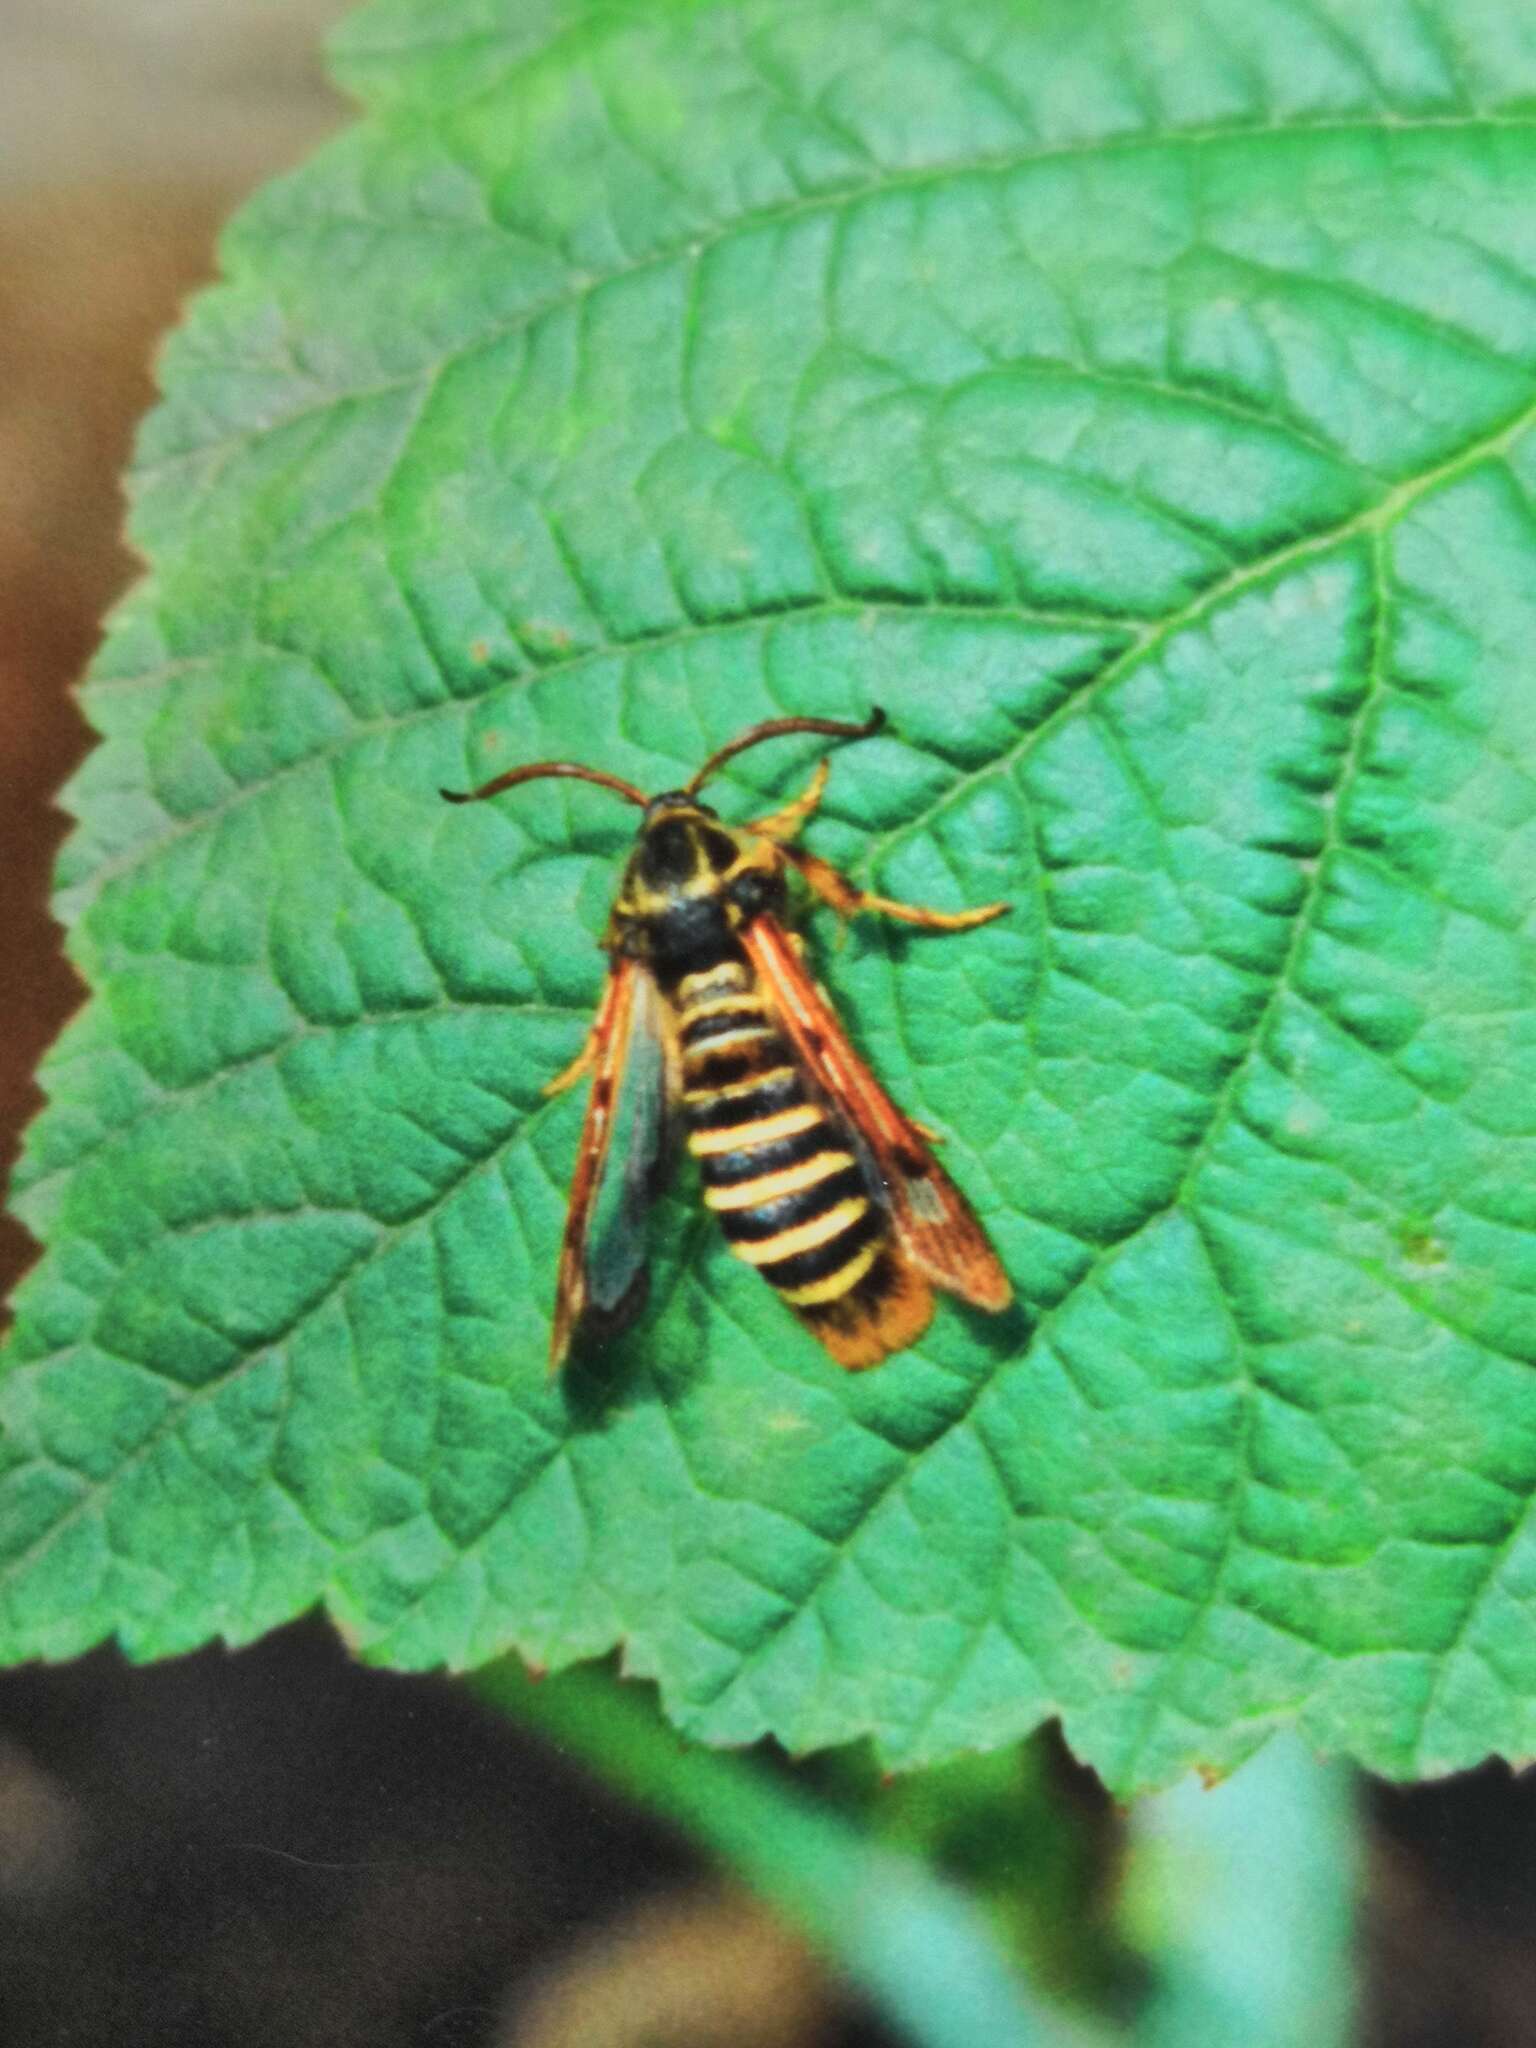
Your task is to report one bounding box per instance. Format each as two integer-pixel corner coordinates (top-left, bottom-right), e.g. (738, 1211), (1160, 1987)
(0, 1618), (883, 2048)
(0, 1620), (685, 2047)
(1365, 1768), (1536, 2048)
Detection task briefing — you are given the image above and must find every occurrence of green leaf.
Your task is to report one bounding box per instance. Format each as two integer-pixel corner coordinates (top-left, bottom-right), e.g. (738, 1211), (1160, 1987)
(5, 0), (1536, 1798)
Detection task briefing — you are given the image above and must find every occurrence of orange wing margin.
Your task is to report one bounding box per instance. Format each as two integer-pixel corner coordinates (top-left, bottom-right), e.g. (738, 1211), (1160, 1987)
(742, 917), (1011, 1312)
(550, 957), (640, 1370)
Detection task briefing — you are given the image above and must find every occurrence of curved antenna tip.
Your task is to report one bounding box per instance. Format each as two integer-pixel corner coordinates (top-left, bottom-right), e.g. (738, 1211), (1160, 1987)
(685, 706), (890, 795)
(440, 761), (649, 808)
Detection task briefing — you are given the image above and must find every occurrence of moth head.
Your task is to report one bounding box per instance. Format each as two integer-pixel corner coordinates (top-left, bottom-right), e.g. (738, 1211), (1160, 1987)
(632, 797), (742, 895)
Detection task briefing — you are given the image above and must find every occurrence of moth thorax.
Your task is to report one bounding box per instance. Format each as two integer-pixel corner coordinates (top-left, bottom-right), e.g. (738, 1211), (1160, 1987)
(646, 893), (739, 979)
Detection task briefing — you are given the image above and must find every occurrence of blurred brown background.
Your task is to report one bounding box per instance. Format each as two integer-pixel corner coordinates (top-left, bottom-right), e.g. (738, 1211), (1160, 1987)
(0, 0), (349, 1302)
(3, 5), (1536, 2044)
(0, 8), (860, 2043)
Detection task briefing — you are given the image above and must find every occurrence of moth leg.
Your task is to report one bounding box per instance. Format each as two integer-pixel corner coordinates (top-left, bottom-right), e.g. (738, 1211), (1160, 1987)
(782, 844), (1009, 932)
(543, 1027), (602, 1097)
(747, 759), (828, 844)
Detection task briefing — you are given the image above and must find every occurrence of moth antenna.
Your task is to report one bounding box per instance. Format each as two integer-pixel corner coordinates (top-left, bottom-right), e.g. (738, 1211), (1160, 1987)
(684, 708), (886, 795)
(441, 761), (648, 807)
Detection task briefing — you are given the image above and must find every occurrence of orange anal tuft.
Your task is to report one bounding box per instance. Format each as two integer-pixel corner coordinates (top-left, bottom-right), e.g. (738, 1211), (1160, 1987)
(804, 1255), (934, 1370)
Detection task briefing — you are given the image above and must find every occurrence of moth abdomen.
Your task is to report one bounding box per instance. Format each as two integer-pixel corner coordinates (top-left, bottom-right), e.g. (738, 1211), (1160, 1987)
(712, 1163), (868, 1242)
(673, 964), (907, 1355)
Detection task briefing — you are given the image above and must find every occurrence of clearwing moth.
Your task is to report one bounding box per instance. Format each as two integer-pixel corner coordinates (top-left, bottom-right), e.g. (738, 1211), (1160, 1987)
(444, 711), (1011, 1369)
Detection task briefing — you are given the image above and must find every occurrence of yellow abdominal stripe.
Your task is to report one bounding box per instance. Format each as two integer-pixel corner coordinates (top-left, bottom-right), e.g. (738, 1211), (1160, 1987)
(732, 1197), (869, 1267)
(677, 964), (749, 999)
(683, 1065), (798, 1108)
(688, 1103), (823, 1155)
(684, 993), (770, 1025)
(702, 1148), (856, 1211)
(683, 1024), (774, 1060)
(778, 1240), (881, 1305)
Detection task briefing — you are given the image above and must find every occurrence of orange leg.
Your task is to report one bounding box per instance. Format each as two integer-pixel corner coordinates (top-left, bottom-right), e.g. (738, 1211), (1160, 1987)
(543, 1024), (604, 1096)
(746, 760), (829, 844)
(782, 844), (1009, 932)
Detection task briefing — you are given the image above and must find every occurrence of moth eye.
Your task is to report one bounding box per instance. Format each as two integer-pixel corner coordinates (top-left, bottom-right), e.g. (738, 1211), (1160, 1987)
(639, 817), (699, 885)
(701, 828), (740, 874)
(729, 867), (776, 914)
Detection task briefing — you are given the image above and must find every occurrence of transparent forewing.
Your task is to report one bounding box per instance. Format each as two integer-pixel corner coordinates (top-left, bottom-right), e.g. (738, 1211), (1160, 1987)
(584, 968), (674, 1328)
(551, 961), (645, 1366)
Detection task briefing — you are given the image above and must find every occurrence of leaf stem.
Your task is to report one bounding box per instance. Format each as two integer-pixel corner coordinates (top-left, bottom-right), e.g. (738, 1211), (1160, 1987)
(470, 1656), (1106, 2048)
(1121, 1737), (1360, 2047)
